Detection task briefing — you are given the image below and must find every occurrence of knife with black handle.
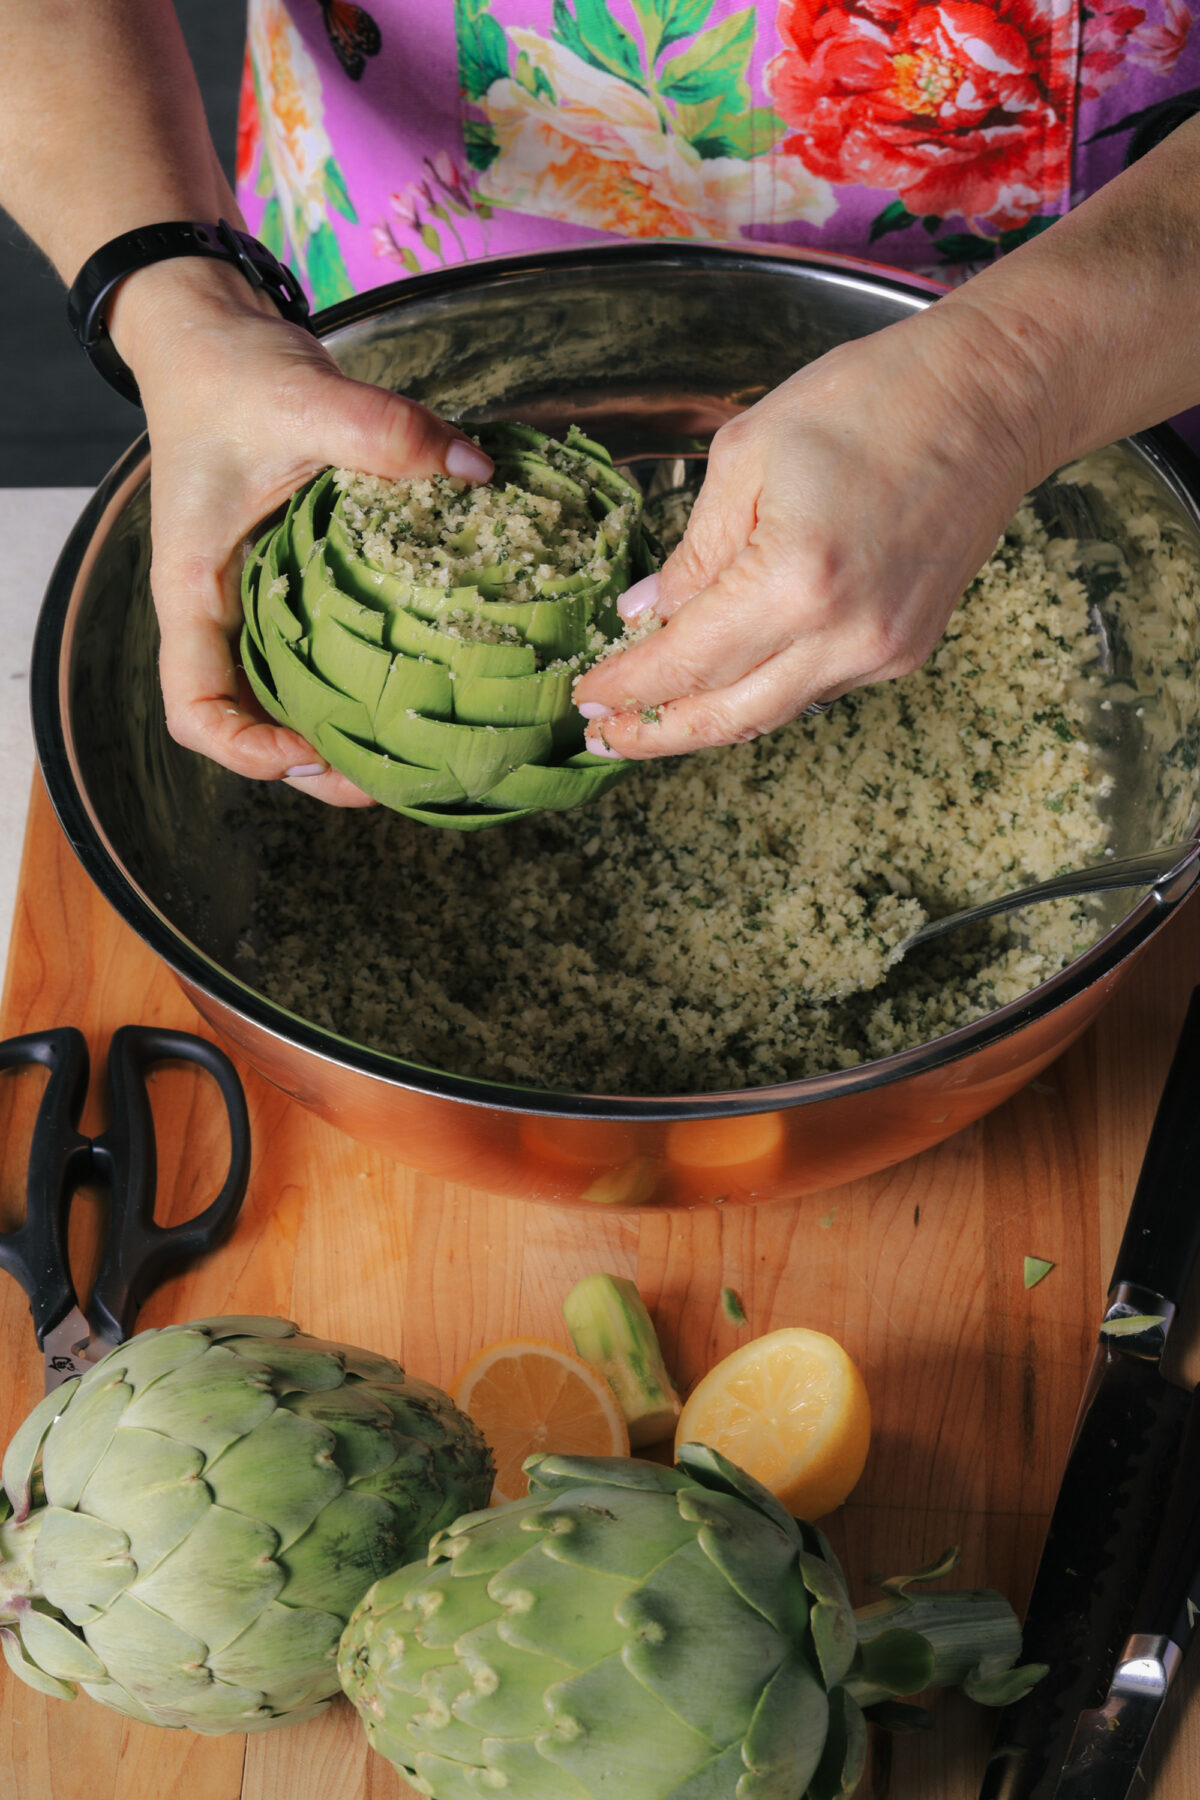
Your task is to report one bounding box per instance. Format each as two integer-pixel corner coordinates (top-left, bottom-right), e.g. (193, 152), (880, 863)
(980, 985), (1200, 1800)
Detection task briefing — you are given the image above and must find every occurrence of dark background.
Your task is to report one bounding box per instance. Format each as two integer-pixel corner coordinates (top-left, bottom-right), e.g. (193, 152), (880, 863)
(0, 1), (244, 487)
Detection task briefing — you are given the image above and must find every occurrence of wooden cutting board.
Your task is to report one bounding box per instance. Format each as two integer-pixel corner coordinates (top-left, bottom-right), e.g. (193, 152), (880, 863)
(4, 771), (1200, 1800)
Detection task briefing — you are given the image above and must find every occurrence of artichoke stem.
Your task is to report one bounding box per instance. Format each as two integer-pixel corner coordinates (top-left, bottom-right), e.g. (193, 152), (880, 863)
(845, 1589), (1023, 1707)
(0, 1513), (45, 1621)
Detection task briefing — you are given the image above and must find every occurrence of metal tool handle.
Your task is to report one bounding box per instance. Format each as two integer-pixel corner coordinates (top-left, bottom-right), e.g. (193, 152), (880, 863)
(86, 1026), (251, 1344)
(0, 1027), (92, 1344)
(1128, 1382), (1200, 1651)
(1109, 985), (1200, 1309)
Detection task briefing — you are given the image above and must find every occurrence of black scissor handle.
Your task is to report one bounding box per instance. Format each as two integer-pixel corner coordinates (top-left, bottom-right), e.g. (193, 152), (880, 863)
(0, 1027), (92, 1344)
(87, 1026), (251, 1344)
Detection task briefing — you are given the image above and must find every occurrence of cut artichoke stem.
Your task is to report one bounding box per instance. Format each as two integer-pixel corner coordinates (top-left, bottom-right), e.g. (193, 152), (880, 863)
(846, 1582), (1042, 1709)
(241, 421), (655, 828)
(562, 1275), (682, 1448)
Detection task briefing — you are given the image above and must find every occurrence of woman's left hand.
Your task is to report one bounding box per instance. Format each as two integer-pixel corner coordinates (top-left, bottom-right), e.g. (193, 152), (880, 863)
(572, 301), (1053, 759)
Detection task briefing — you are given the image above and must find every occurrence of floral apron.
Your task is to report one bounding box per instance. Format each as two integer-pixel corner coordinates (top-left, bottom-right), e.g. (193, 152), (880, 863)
(236, 0), (1198, 309)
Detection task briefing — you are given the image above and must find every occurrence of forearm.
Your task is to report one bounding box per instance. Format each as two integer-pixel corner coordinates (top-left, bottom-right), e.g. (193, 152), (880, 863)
(938, 115), (1200, 482)
(0, 0), (236, 276)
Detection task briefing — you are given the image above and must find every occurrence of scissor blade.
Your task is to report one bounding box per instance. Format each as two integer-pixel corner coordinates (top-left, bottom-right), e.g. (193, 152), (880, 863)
(979, 1342), (1191, 1800)
(41, 1305), (111, 1390)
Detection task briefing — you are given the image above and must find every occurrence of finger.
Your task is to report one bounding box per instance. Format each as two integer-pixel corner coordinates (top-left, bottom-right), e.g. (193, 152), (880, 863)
(575, 543), (804, 715)
(619, 463), (757, 625)
(584, 642), (845, 760)
(306, 370), (493, 485)
(283, 765), (378, 808)
(159, 610), (332, 776)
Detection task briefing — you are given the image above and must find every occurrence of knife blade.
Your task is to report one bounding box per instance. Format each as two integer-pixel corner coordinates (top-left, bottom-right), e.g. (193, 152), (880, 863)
(1051, 1374), (1200, 1798)
(979, 985), (1200, 1800)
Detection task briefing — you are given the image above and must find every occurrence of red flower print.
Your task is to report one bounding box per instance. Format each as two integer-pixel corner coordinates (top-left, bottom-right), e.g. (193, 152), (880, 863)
(1130, 0), (1193, 74)
(768, 0), (1076, 230)
(236, 48), (261, 187)
(1081, 0), (1146, 100)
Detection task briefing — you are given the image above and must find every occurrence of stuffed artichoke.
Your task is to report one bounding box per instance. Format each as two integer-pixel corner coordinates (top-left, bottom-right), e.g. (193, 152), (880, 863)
(338, 1446), (1044, 1799)
(0, 1317), (493, 1733)
(240, 422), (654, 826)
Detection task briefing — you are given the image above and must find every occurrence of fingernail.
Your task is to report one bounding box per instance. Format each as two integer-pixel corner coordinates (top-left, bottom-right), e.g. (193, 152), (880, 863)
(285, 762), (327, 778)
(446, 440), (494, 483)
(577, 701), (613, 720)
(586, 731), (624, 761)
(618, 572), (661, 620)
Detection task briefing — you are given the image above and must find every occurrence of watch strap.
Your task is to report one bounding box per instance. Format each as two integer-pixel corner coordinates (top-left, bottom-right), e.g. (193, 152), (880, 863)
(66, 219), (312, 405)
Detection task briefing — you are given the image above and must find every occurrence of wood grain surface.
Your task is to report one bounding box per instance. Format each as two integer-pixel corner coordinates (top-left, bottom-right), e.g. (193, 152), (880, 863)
(3, 772), (1200, 1800)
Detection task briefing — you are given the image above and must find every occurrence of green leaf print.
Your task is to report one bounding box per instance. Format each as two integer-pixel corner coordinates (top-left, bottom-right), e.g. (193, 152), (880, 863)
(419, 222), (444, 258)
(999, 217), (1055, 252)
(457, 1), (510, 101)
(258, 197), (285, 261)
(657, 7), (755, 110)
(935, 233), (997, 266)
(255, 156), (274, 200)
(631, 0), (716, 64)
(462, 117), (501, 171)
(516, 49), (555, 102)
(306, 221), (355, 306)
(552, 0), (643, 90)
(868, 200), (917, 243)
(323, 159), (358, 223)
(690, 104), (788, 160)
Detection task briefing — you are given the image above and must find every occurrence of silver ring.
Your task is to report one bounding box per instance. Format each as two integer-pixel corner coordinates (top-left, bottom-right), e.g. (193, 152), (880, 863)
(802, 700), (834, 718)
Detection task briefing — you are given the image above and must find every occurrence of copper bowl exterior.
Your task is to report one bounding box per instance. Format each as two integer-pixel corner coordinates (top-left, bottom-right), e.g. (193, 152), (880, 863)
(31, 244), (1200, 1209)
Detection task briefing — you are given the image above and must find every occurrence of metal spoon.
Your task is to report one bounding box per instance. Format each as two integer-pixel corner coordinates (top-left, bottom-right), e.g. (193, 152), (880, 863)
(899, 838), (1200, 957)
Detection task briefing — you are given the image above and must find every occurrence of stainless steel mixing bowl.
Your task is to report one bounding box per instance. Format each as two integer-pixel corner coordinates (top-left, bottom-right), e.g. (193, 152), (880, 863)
(31, 243), (1200, 1208)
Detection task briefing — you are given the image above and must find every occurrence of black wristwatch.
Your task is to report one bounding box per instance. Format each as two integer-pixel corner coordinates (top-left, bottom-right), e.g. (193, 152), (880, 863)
(66, 218), (313, 405)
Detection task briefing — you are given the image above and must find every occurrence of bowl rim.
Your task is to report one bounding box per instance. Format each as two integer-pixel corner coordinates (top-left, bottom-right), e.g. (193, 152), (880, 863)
(31, 240), (1200, 1122)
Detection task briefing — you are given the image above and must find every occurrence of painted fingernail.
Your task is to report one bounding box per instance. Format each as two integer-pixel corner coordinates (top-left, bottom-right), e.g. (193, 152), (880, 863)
(446, 440), (494, 483)
(586, 731), (624, 761)
(576, 701), (614, 720)
(285, 762), (327, 778)
(618, 572), (661, 620)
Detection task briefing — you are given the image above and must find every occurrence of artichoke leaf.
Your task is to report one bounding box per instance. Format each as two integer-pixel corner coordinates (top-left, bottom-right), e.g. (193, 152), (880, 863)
(185, 1316), (299, 1339)
(524, 1454), (690, 1499)
(400, 1564), (505, 1651)
(477, 1737), (595, 1800)
(34, 1507), (135, 1624)
(263, 622), (375, 743)
(433, 1617), (570, 1749)
(448, 640), (538, 679)
(739, 1654), (830, 1800)
(218, 1337), (347, 1394)
(89, 1324), (214, 1393)
(795, 1550), (858, 1690)
(618, 1536), (788, 1745)
(532, 1484), (698, 1580)
(452, 667), (572, 729)
(76, 1588), (212, 1703)
(40, 1372), (132, 1510)
(541, 1653), (722, 1793)
(308, 610), (395, 715)
(478, 759), (626, 814)
(129, 1501), (285, 1652)
(17, 1603), (105, 1682)
(77, 1426), (207, 1572)
(302, 550), (386, 644)
(675, 1444), (803, 1549)
(489, 1540), (632, 1667)
(1, 1621), (78, 1699)
(315, 725), (469, 809)
(2, 1384), (73, 1517)
(676, 1486), (812, 1648)
(291, 467), (336, 569)
(278, 1487), (402, 1616)
(375, 651), (455, 726)
(804, 1687), (869, 1800)
(240, 625), (293, 727)
(209, 1597), (347, 1713)
(367, 713), (553, 797)
(381, 800), (537, 831)
(118, 1342), (276, 1462)
(288, 1383), (404, 1481)
(204, 1405), (344, 1552)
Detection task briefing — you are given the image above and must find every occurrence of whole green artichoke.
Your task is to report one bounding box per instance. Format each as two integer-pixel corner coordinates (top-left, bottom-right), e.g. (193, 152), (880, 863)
(338, 1446), (1043, 1800)
(0, 1317), (493, 1733)
(240, 422), (653, 827)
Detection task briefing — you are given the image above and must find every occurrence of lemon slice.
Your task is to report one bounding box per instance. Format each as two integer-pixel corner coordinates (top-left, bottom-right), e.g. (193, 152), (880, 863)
(452, 1338), (630, 1503)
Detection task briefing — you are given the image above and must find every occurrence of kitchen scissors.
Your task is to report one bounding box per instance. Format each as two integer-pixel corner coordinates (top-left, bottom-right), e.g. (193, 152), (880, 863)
(0, 1025), (251, 1391)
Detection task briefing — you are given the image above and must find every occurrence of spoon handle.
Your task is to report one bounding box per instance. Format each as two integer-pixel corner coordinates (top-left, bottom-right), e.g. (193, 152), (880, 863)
(905, 839), (1199, 953)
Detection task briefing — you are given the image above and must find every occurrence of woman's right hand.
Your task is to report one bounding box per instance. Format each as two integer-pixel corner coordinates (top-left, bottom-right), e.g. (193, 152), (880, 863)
(111, 258), (494, 806)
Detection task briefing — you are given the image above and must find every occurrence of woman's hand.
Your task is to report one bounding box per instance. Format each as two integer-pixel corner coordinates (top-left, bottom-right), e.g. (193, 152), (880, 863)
(114, 260), (493, 806)
(572, 301), (1054, 760)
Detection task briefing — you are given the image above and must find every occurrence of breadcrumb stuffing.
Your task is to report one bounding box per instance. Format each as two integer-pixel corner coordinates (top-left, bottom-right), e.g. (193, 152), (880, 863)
(233, 460), (1198, 1096)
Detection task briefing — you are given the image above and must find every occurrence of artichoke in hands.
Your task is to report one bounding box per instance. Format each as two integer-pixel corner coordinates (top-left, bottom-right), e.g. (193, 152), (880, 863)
(240, 422), (654, 826)
(338, 1445), (1044, 1800)
(0, 1317), (493, 1733)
